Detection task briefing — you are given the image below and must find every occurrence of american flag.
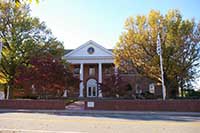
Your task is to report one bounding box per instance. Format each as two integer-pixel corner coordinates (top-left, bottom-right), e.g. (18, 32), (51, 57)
(156, 33), (161, 55)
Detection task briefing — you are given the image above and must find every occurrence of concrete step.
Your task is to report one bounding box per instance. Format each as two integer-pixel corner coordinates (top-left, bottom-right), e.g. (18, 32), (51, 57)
(65, 101), (85, 111)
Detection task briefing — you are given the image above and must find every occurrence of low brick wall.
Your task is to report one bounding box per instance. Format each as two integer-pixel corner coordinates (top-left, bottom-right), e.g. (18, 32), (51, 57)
(0, 99), (65, 110)
(85, 99), (200, 112)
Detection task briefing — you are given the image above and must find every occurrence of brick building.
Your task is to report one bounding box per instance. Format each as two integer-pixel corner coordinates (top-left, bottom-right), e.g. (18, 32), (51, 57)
(64, 40), (162, 98)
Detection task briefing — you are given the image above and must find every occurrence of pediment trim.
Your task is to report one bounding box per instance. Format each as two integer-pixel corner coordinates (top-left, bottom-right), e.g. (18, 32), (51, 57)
(65, 40), (113, 57)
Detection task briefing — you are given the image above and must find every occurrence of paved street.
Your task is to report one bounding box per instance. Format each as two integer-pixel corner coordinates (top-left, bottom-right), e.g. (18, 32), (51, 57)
(0, 111), (200, 133)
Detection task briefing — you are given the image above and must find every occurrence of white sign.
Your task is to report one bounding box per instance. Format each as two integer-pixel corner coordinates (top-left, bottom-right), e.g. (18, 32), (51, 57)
(87, 101), (95, 108)
(149, 83), (155, 94)
(0, 91), (5, 100)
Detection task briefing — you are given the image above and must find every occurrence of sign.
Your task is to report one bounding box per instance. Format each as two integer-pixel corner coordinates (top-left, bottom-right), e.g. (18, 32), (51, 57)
(87, 101), (95, 108)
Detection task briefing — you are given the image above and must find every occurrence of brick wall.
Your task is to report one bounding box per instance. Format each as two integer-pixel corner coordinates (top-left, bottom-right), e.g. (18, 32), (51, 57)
(85, 99), (200, 112)
(0, 99), (65, 110)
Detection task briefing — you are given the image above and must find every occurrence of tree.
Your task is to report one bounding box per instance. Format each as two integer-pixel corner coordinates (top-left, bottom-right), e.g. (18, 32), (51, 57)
(101, 69), (131, 98)
(114, 9), (200, 98)
(14, 53), (75, 98)
(12, 0), (39, 6)
(0, 1), (64, 98)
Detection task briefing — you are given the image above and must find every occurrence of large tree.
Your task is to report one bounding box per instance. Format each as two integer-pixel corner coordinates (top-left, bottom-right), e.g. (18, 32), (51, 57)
(100, 67), (133, 98)
(12, 0), (39, 6)
(0, 1), (64, 98)
(114, 10), (200, 98)
(14, 53), (75, 98)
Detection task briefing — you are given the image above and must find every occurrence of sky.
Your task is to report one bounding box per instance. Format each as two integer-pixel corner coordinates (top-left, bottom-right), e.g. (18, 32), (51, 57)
(30, 0), (200, 50)
(30, 0), (200, 88)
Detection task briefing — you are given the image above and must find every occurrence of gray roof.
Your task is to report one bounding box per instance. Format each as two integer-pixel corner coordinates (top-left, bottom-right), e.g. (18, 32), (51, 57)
(108, 49), (113, 52)
(64, 49), (73, 55)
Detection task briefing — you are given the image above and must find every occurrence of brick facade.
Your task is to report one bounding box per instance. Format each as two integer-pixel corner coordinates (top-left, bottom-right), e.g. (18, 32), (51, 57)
(69, 63), (162, 98)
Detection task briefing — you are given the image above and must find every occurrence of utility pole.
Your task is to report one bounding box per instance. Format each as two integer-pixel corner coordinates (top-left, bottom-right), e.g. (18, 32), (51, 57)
(157, 33), (166, 100)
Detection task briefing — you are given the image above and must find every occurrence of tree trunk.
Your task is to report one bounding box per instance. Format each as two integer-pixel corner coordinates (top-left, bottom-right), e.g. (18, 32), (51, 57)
(4, 87), (7, 99)
(165, 76), (179, 99)
(180, 79), (184, 97)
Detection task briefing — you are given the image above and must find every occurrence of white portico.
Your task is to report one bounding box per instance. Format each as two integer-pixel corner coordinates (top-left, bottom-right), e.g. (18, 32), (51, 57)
(64, 40), (114, 97)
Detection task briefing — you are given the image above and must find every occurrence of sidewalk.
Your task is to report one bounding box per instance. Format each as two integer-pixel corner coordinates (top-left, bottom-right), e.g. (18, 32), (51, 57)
(0, 109), (200, 116)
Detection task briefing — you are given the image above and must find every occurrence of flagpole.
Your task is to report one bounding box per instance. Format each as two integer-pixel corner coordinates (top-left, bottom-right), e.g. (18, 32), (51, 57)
(0, 41), (2, 60)
(157, 33), (166, 100)
(159, 49), (166, 100)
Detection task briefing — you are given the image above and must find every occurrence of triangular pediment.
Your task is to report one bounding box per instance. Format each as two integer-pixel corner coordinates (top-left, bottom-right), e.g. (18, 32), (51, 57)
(64, 40), (113, 58)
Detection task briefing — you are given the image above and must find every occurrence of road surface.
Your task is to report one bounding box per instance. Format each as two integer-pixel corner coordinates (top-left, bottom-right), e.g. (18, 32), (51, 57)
(0, 111), (200, 133)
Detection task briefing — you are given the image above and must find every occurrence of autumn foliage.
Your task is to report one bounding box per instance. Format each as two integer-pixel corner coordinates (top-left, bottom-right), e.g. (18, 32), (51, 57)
(14, 54), (76, 98)
(101, 70), (132, 98)
(114, 9), (200, 98)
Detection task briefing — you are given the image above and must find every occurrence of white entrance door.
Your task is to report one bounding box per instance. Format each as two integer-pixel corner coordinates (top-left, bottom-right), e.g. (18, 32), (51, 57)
(87, 79), (97, 97)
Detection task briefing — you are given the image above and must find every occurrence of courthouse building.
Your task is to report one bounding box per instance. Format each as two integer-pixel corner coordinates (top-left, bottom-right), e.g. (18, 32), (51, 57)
(64, 40), (161, 98)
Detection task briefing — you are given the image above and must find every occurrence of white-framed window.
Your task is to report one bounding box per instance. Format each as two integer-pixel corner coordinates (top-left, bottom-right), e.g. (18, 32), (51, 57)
(31, 84), (36, 94)
(149, 83), (155, 94)
(89, 68), (95, 76)
(135, 84), (142, 94)
(74, 67), (80, 74)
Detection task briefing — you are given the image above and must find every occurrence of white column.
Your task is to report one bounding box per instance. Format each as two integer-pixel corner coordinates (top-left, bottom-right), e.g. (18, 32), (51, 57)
(63, 89), (67, 97)
(114, 66), (119, 81)
(79, 63), (84, 97)
(98, 63), (103, 97)
(114, 66), (118, 76)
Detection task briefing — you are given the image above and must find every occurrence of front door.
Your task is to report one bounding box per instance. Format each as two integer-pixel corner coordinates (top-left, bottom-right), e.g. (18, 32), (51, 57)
(87, 79), (97, 97)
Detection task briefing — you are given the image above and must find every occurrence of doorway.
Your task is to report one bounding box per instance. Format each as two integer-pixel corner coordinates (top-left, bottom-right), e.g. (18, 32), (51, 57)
(87, 79), (97, 97)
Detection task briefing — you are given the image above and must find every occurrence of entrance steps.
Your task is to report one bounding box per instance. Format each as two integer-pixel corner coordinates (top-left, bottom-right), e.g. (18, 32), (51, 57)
(65, 101), (85, 111)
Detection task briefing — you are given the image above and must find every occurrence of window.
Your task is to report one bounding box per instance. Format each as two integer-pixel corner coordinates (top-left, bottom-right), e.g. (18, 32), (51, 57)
(105, 67), (112, 74)
(31, 84), (36, 94)
(149, 83), (155, 94)
(74, 67), (80, 74)
(92, 87), (96, 96)
(87, 47), (95, 54)
(135, 84), (142, 94)
(118, 68), (136, 75)
(104, 64), (114, 74)
(88, 87), (91, 96)
(89, 68), (95, 76)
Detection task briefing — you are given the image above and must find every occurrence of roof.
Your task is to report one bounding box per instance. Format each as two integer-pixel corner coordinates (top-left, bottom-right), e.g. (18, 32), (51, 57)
(64, 49), (73, 55)
(64, 40), (114, 57)
(64, 49), (113, 54)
